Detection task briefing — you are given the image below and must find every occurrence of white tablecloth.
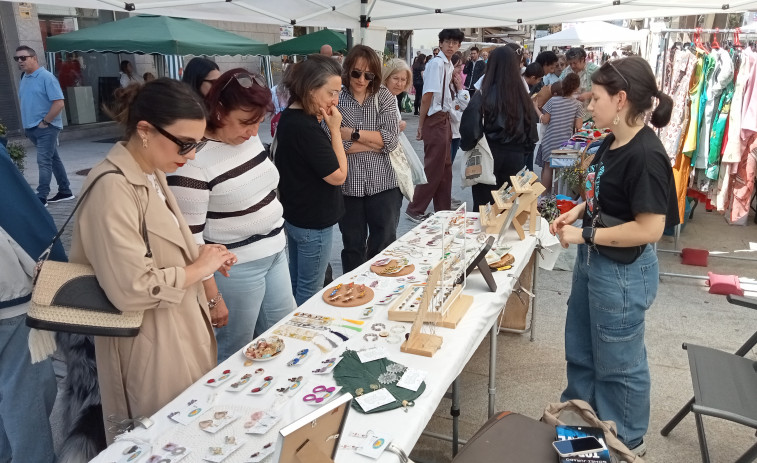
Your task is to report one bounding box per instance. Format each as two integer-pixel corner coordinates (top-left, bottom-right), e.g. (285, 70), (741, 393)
(90, 216), (560, 463)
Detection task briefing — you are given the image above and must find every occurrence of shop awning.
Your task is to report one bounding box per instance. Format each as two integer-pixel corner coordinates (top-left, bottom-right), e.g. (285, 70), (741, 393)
(268, 29), (347, 56)
(45, 14), (269, 56)
(534, 21), (645, 49)
(19, 0), (757, 30)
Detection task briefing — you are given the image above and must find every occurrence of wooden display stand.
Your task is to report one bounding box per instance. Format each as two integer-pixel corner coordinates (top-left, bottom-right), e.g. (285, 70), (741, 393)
(401, 263), (445, 357)
(500, 252), (535, 330)
(509, 172), (545, 240)
(388, 284), (471, 329)
(479, 171), (545, 240)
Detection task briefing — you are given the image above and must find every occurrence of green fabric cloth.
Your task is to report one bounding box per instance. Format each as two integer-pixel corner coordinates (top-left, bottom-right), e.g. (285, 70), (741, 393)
(46, 15), (269, 56)
(333, 350), (426, 414)
(268, 29), (346, 56)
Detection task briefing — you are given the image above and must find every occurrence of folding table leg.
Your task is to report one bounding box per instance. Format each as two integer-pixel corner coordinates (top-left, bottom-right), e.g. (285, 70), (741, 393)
(660, 397), (694, 436)
(694, 412), (712, 463)
(488, 322), (498, 418)
(734, 441), (757, 463)
(451, 377), (460, 456)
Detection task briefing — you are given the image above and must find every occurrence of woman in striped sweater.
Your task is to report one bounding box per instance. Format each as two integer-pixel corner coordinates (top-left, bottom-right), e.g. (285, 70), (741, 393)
(168, 69), (295, 363)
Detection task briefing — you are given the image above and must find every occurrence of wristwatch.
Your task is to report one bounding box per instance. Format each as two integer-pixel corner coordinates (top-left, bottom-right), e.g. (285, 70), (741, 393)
(582, 227), (596, 245)
(351, 128), (361, 141)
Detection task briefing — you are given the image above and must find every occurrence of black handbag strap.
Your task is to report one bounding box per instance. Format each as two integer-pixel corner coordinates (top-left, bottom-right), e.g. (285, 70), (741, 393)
(41, 169), (152, 262)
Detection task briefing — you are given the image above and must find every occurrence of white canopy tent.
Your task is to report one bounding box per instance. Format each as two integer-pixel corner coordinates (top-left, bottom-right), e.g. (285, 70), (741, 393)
(533, 21), (647, 55)
(17, 0), (757, 38)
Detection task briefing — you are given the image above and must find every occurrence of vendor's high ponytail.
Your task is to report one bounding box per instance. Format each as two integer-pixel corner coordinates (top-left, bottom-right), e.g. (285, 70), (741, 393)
(591, 56), (672, 128)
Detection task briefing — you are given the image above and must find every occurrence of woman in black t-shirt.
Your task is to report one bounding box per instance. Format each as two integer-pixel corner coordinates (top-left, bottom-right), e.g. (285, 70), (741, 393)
(549, 57), (678, 456)
(274, 55), (348, 306)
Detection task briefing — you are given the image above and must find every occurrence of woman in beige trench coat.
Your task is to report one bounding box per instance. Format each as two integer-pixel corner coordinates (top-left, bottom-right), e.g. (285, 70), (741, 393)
(69, 79), (236, 443)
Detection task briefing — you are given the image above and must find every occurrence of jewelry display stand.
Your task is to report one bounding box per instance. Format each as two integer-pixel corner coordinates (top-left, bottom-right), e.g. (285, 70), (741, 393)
(322, 283), (374, 307)
(401, 262), (445, 357)
(509, 171), (545, 240)
(370, 260), (415, 277)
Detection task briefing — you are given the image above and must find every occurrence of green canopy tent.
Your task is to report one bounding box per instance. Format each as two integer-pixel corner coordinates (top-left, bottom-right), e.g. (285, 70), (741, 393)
(268, 29), (346, 56)
(46, 14), (270, 56)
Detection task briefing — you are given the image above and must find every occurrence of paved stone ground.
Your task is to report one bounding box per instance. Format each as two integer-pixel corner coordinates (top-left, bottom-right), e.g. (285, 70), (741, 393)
(24, 115), (757, 462)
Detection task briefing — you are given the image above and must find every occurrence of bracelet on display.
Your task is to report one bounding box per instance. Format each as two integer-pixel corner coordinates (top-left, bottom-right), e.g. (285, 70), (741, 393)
(371, 323), (386, 332)
(363, 333), (378, 342)
(207, 291), (223, 309)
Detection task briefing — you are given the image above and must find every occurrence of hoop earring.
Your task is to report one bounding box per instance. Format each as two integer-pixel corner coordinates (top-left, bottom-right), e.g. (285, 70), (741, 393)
(613, 113), (620, 126)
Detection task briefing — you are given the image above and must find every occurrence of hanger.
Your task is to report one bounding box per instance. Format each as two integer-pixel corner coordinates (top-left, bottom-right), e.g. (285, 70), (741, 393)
(735, 27), (743, 49)
(694, 27), (708, 53)
(712, 28), (721, 49)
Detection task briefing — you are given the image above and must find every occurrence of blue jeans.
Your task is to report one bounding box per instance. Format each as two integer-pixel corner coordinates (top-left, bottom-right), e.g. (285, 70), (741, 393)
(0, 314), (57, 462)
(25, 125), (71, 200)
(562, 244), (659, 449)
(284, 222), (334, 306)
(214, 250), (295, 362)
(450, 137), (461, 164)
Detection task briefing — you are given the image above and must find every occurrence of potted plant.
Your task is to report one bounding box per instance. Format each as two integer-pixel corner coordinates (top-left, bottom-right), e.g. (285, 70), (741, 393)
(7, 142), (26, 173)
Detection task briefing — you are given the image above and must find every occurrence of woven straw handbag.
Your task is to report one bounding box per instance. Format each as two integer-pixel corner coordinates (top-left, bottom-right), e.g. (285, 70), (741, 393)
(26, 169), (149, 337)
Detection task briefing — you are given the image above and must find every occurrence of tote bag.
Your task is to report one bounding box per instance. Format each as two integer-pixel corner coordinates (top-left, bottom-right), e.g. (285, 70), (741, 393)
(461, 133), (496, 187)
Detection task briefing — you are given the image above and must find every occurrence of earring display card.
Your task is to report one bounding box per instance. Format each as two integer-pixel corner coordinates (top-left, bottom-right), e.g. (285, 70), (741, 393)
(202, 438), (245, 463)
(286, 348), (311, 366)
(355, 431), (393, 459)
(247, 375), (275, 395)
(355, 388), (396, 412)
(312, 356), (342, 375)
(117, 444), (150, 463)
(145, 443), (191, 463)
(226, 373), (257, 392)
(204, 369), (234, 387)
(243, 442), (275, 463)
(243, 410), (282, 434)
(357, 346), (389, 363)
(198, 411), (239, 434)
(168, 398), (209, 425)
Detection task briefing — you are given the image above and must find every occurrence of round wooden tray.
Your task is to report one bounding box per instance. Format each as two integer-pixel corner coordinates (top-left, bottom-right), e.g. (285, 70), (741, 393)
(370, 259), (415, 277)
(322, 283), (375, 307)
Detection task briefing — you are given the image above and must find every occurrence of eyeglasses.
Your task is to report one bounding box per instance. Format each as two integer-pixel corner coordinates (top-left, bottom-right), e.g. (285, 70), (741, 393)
(606, 61), (630, 90)
(350, 70), (376, 81)
(152, 124), (207, 155)
(13, 55), (32, 62)
(220, 72), (266, 93)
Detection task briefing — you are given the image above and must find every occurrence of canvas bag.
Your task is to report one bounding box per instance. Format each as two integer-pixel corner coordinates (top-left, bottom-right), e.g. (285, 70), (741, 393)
(460, 131), (495, 187)
(376, 95), (415, 201)
(542, 399), (644, 463)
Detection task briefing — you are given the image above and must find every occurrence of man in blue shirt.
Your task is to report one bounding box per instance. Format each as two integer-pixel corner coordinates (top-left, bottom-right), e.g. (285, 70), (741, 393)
(16, 45), (74, 206)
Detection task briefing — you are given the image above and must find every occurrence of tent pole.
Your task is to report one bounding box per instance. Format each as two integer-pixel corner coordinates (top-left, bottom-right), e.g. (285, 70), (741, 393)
(359, 0), (367, 45)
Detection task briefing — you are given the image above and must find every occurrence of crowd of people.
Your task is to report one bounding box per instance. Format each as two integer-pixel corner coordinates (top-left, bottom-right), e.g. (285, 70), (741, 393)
(3, 30), (678, 462)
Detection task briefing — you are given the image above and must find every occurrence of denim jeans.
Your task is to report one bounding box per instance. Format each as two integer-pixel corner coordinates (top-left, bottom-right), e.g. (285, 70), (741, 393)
(25, 125), (71, 200)
(450, 137), (461, 164)
(285, 222), (334, 306)
(214, 250), (295, 362)
(0, 314), (57, 462)
(561, 244), (659, 449)
(339, 187), (403, 273)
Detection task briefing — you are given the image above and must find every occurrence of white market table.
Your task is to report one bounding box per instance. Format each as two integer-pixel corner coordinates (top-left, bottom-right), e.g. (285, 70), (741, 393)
(89, 214), (560, 463)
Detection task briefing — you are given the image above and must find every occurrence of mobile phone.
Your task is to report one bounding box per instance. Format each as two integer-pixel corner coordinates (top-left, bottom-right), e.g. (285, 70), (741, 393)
(552, 436), (605, 457)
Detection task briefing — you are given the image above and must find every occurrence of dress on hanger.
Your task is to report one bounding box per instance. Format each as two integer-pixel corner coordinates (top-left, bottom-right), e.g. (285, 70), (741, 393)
(682, 52), (705, 157)
(660, 50), (697, 162)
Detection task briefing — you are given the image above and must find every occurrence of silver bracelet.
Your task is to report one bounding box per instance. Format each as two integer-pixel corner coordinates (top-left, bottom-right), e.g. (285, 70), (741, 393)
(208, 291), (223, 309)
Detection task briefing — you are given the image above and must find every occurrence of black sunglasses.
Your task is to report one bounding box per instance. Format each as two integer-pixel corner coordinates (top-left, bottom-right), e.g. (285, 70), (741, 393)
(153, 125), (206, 155)
(13, 55), (32, 62)
(220, 72), (266, 93)
(350, 70), (376, 81)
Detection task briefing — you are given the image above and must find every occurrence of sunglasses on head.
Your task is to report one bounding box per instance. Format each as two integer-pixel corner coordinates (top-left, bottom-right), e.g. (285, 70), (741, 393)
(350, 70), (376, 81)
(152, 124), (206, 155)
(220, 72), (266, 93)
(13, 55), (31, 62)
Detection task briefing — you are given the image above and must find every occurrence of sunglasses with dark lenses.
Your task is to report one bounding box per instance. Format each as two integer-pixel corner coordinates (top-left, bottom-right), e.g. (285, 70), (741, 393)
(350, 70), (376, 81)
(13, 55), (31, 62)
(153, 125), (206, 155)
(220, 72), (266, 93)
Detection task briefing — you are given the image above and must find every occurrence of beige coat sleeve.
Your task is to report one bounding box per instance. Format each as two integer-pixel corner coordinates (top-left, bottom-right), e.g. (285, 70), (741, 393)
(76, 175), (187, 312)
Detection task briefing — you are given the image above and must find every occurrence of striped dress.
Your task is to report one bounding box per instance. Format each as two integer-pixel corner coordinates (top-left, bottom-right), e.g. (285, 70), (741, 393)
(167, 136), (286, 264)
(536, 96), (585, 168)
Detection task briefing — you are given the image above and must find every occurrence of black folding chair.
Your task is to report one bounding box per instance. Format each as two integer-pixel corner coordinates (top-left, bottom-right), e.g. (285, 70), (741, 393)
(660, 294), (757, 463)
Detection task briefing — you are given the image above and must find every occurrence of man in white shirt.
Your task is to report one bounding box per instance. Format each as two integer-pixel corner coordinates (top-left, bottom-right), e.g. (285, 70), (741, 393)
(405, 28), (465, 222)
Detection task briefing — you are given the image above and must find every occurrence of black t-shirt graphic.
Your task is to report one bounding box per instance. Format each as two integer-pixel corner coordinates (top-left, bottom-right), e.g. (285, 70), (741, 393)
(582, 126), (679, 229)
(274, 108), (344, 229)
